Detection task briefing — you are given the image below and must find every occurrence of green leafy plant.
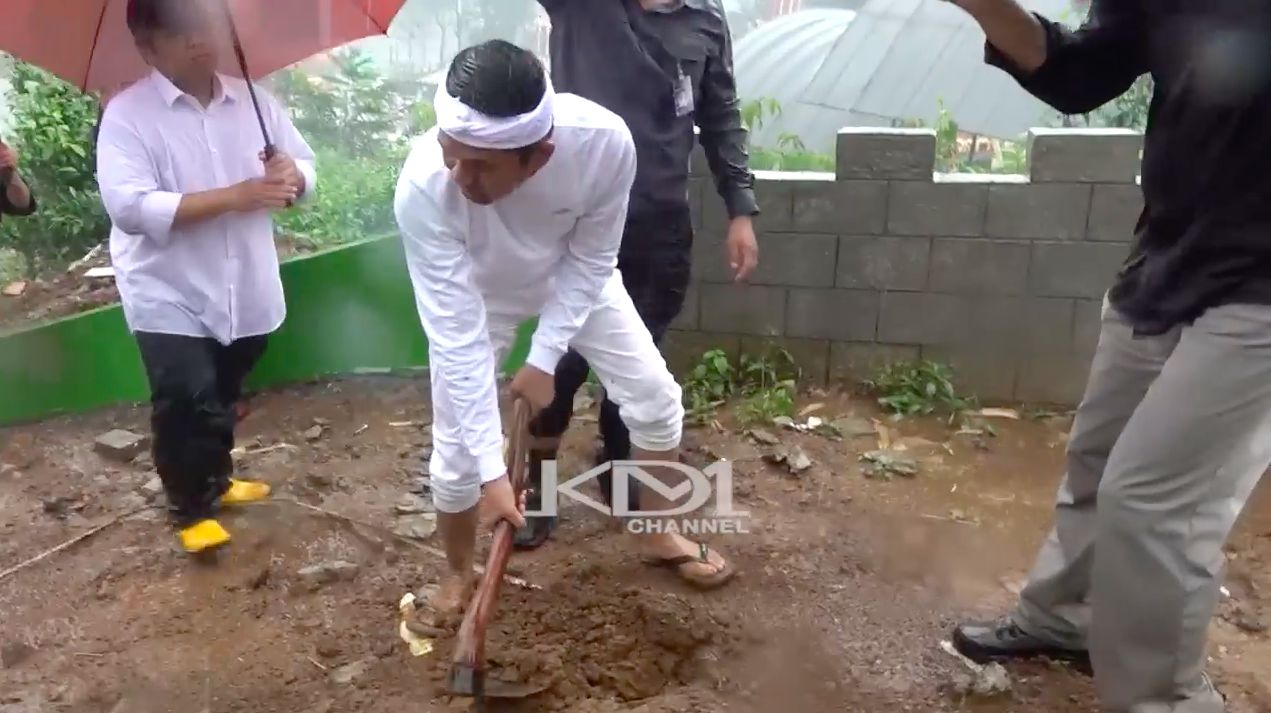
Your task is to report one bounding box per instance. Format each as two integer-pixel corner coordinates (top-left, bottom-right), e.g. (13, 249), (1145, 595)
(274, 146), (408, 248)
(268, 49), (405, 157)
(740, 96), (782, 134)
(895, 98), (1032, 175)
(407, 101), (437, 136)
(681, 346), (800, 425)
(265, 50), (434, 247)
(0, 61), (109, 275)
(866, 359), (976, 420)
(735, 348), (799, 425)
(683, 348), (736, 424)
(0, 249), (24, 285)
(751, 132), (836, 172)
(996, 140), (1029, 174)
(740, 97), (837, 172)
(933, 99), (961, 171)
(1088, 75), (1153, 131)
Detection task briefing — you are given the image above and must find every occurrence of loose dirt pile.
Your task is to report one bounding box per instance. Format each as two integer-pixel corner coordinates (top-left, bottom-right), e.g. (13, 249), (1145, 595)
(420, 559), (738, 708)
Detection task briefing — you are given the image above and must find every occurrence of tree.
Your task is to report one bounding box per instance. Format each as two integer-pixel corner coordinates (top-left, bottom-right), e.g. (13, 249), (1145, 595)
(268, 49), (400, 157)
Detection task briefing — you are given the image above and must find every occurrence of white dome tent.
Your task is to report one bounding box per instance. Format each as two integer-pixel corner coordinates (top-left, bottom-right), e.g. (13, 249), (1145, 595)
(734, 0), (1083, 154)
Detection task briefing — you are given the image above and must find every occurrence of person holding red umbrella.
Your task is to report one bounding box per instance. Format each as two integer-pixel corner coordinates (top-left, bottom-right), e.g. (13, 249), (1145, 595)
(96, 0), (318, 555)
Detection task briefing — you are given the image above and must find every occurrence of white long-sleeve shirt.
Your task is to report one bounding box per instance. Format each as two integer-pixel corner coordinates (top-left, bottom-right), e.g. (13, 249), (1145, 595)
(96, 69), (317, 346)
(393, 93), (637, 483)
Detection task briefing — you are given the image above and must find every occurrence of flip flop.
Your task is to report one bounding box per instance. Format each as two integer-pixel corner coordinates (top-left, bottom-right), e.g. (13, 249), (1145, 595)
(643, 541), (737, 590)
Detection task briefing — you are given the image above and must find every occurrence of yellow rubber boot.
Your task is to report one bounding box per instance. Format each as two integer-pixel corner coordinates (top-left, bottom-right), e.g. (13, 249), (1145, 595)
(220, 478), (272, 506)
(178, 519), (231, 553)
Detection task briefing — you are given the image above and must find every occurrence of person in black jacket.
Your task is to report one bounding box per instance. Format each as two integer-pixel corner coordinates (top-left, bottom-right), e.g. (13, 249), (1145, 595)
(514, 0), (759, 557)
(943, 2), (1270, 712)
(0, 138), (36, 220)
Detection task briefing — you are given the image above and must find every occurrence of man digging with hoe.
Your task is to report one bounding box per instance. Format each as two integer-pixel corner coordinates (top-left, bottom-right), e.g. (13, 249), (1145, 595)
(393, 40), (738, 619)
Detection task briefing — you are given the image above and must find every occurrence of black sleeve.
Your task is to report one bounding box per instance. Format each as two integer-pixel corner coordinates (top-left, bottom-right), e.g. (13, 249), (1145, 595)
(535, 0), (571, 16)
(986, 0), (1148, 115)
(697, 17), (759, 219)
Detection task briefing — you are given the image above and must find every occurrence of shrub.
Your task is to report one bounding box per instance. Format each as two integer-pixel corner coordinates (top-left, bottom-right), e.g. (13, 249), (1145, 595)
(275, 146), (409, 247)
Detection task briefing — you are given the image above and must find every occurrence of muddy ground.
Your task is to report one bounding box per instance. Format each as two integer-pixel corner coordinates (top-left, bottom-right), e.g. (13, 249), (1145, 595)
(1, 376), (1268, 712)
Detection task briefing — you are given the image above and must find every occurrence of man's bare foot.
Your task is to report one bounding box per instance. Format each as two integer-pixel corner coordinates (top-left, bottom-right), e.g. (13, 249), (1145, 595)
(424, 572), (476, 626)
(639, 533), (735, 589)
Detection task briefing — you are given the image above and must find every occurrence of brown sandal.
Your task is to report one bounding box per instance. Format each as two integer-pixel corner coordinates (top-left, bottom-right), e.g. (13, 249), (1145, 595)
(643, 541), (737, 590)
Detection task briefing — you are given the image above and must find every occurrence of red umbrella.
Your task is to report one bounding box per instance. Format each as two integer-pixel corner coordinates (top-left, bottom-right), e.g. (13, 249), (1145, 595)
(0, 0), (407, 154)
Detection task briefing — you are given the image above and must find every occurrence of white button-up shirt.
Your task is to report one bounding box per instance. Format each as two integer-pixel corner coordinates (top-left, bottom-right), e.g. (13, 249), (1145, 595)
(96, 70), (317, 345)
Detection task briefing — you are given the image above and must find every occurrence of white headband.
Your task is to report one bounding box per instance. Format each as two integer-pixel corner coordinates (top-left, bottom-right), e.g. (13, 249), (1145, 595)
(433, 78), (555, 150)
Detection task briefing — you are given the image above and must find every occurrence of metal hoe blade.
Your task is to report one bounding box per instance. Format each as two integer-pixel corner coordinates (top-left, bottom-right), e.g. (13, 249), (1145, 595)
(449, 663), (548, 708)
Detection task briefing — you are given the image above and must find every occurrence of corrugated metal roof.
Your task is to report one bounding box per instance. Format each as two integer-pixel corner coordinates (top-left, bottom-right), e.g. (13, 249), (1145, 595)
(735, 0), (1081, 151)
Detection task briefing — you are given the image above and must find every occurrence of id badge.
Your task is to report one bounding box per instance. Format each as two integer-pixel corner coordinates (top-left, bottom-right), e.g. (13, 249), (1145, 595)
(673, 66), (694, 117)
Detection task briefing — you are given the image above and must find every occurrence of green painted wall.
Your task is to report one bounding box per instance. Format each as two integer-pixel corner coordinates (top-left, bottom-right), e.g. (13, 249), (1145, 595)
(0, 234), (536, 426)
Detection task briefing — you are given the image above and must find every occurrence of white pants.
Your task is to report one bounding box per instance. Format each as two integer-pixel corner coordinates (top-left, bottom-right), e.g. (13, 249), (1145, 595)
(427, 273), (685, 513)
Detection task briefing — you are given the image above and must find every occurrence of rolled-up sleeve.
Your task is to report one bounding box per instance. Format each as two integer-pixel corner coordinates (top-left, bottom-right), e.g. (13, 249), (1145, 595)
(261, 88), (318, 202)
(698, 15), (758, 219)
(394, 175), (506, 484)
(986, 1), (1148, 116)
(96, 114), (180, 244)
(525, 127), (636, 373)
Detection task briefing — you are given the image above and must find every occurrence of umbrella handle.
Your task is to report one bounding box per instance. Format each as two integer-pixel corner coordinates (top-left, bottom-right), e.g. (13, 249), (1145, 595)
(218, 0), (291, 208)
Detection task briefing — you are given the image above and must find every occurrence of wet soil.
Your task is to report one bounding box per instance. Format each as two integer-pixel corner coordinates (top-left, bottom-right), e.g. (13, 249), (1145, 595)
(1, 376), (1268, 712)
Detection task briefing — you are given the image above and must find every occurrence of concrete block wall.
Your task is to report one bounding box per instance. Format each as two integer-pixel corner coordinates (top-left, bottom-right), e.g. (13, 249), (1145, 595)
(670, 127), (1145, 406)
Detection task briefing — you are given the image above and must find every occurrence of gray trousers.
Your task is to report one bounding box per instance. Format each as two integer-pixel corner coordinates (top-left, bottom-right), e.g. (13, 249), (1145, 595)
(1013, 296), (1271, 713)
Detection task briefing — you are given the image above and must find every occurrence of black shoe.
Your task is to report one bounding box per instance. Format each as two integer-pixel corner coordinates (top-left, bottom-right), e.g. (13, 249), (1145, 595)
(512, 513), (556, 550)
(594, 448), (640, 513)
(512, 447), (557, 551)
(952, 617), (1092, 674)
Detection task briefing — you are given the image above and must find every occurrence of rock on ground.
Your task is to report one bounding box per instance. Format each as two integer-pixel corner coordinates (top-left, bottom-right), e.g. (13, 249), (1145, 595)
(93, 430), (149, 462)
(297, 560), (360, 591)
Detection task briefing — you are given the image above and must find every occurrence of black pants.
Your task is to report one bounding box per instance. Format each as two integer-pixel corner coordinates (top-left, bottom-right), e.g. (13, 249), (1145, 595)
(134, 332), (268, 527)
(528, 206), (694, 507)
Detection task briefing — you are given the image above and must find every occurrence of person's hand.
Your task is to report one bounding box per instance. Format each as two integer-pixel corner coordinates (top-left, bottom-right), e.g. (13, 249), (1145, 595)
(231, 177), (298, 212)
(725, 215), (759, 282)
(508, 364), (555, 413)
(261, 149), (303, 192)
(478, 474), (526, 531)
(0, 142), (18, 174)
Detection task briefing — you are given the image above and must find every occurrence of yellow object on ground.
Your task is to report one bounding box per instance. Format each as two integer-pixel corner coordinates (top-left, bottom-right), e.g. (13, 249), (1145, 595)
(397, 593), (434, 656)
(220, 478), (272, 506)
(178, 519), (231, 553)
